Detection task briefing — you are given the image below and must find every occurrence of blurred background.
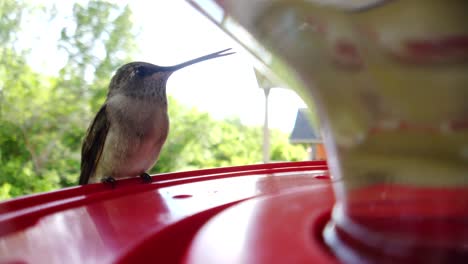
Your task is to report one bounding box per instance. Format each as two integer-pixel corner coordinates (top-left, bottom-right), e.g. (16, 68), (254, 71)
(0, 0), (321, 200)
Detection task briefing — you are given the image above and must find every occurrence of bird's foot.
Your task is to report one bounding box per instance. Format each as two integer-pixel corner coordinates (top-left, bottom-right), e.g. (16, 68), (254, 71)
(101, 176), (117, 188)
(140, 172), (152, 183)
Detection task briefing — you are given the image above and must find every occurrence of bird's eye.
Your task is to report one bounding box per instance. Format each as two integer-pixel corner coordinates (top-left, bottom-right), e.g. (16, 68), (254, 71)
(135, 66), (147, 77)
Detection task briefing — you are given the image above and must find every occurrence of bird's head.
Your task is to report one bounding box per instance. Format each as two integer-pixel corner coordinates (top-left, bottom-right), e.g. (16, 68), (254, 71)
(107, 48), (234, 100)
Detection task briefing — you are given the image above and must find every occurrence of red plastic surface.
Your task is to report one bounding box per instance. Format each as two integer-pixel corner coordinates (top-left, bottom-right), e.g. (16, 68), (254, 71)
(183, 185), (337, 264)
(324, 185), (468, 263)
(0, 161), (335, 263)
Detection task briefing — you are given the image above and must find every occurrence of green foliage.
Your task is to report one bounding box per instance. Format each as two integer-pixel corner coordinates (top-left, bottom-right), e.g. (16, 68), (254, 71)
(0, 183), (12, 200)
(0, 0), (307, 201)
(59, 1), (135, 112)
(153, 97), (307, 173)
(270, 130), (307, 161)
(0, 0), (136, 198)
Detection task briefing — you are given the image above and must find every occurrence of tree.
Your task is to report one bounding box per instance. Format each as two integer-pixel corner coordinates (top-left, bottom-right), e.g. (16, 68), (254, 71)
(0, 0), (136, 198)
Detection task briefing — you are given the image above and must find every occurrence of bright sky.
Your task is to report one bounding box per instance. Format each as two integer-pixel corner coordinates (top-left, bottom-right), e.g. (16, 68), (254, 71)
(25, 0), (307, 133)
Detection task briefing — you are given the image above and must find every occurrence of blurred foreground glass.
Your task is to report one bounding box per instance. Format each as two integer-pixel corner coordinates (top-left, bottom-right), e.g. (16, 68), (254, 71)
(223, 0), (468, 262)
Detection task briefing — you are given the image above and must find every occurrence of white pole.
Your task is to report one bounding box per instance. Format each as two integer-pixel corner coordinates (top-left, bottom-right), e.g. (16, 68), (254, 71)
(263, 87), (271, 163)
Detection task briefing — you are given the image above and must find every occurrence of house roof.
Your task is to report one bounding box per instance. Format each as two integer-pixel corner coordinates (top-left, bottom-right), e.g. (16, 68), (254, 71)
(289, 108), (322, 144)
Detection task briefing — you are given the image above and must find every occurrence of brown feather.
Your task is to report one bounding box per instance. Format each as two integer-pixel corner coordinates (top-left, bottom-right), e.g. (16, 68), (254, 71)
(79, 105), (110, 185)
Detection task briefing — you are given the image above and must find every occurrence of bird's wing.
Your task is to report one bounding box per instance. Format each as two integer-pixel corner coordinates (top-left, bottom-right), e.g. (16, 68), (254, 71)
(79, 105), (110, 185)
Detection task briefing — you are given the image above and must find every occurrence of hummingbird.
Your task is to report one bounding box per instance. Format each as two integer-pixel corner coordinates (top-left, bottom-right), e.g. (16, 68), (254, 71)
(79, 48), (234, 186)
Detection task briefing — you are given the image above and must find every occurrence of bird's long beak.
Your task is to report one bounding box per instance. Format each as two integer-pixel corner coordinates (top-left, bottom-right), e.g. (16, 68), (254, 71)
(162, 48), (235, 72)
